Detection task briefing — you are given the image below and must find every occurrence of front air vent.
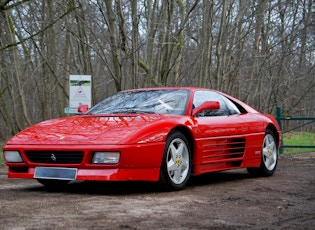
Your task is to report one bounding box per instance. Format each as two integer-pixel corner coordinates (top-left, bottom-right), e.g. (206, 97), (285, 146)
(25, 151), (83, 164)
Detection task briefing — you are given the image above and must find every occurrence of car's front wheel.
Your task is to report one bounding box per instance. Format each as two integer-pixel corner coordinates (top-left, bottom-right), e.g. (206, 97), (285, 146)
(160, 131), (192, 190)
(248, 129), (278, 176)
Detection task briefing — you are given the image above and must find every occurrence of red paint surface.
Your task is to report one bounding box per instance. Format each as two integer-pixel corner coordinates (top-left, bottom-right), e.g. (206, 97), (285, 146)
(3, 87), (281, 182)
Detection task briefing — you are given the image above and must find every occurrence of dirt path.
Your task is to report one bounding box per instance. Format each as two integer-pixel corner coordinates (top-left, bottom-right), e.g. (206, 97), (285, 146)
(0, 153), (314, 229)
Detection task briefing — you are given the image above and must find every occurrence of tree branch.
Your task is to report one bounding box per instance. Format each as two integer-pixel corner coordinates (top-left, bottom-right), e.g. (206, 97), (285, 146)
(0, 5), (78, 51)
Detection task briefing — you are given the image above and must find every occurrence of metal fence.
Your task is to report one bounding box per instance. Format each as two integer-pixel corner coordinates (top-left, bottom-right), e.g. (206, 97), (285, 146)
(276, 107), (315, 154)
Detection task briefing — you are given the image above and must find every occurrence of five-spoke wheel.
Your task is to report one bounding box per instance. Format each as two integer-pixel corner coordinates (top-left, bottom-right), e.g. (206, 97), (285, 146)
(262, 132), (277, 171)
(248, 129), (278, 176)
(160, 131), (192, 190)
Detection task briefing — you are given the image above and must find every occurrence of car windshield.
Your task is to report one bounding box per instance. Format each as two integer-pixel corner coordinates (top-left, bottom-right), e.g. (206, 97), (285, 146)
(87, 89), (190, 115)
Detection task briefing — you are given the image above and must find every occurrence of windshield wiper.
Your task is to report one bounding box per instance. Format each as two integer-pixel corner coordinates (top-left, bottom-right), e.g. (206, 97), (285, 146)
(111, 109), (155, 114)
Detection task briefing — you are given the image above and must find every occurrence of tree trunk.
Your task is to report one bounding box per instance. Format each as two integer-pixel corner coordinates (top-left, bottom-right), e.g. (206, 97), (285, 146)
(104, 0), (122, 91)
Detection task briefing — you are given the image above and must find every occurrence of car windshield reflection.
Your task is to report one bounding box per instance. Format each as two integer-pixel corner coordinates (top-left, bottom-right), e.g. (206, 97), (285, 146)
(87, 89), (190, 115)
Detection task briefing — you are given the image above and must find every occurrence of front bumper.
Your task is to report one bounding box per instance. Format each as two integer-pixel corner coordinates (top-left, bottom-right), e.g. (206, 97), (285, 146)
(4, 142), (165, 182)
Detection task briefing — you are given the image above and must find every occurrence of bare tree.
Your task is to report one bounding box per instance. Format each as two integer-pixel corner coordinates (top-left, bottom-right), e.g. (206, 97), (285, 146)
(103, 0), (123, 91)
(131, 0), (139, 88)
(0, 0), (314, 139)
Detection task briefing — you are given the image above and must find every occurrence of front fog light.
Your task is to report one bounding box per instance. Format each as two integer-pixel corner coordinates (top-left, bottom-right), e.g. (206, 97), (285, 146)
(4, 151), (24, 163)
(92, 152), (120, 164)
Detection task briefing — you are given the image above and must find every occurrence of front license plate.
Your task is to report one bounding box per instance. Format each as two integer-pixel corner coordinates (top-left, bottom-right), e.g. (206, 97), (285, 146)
(34, 167), (77, 180)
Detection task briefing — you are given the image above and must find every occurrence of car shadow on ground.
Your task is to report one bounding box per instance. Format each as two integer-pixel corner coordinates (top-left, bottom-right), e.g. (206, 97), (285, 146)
(188, 169), (251, 188)
(18, 169), (252, 195)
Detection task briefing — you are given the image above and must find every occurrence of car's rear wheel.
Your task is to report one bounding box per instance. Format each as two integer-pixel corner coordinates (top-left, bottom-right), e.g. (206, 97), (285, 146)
(248, 129), (278, 176)
(160, 131), (192, 190)
(37, 179), (70, 187)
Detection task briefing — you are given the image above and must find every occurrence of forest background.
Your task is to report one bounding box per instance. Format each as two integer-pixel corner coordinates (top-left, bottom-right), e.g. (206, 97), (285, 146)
(0, 0), (314, 140)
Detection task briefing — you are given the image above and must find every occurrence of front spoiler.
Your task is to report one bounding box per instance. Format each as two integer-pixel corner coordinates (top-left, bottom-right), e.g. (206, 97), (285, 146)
(8, 167), (161, 182)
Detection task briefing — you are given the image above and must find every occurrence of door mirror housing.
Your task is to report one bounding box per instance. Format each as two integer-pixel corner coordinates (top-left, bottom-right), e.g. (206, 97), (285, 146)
(192, 101), (220, 117)
(78, 104), (89, 114)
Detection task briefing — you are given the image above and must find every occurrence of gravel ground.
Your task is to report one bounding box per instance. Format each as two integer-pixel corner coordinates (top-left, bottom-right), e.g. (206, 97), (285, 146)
(0, 152), (314, 229)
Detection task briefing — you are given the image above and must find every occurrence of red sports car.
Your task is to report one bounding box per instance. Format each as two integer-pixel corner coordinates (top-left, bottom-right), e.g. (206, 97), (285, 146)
(3, 87), (281, 190)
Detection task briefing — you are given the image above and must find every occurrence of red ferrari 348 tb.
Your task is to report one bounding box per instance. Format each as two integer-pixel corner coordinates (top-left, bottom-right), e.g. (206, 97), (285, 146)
(3, 88), (281, 190)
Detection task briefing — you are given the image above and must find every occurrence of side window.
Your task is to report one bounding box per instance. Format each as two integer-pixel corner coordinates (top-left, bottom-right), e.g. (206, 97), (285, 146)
(193, 91), (230, 116)
(218, 95), (241, 115)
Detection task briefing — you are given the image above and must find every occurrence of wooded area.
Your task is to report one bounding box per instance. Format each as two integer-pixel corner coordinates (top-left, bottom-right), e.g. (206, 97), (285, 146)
(0, 0), (314, 139)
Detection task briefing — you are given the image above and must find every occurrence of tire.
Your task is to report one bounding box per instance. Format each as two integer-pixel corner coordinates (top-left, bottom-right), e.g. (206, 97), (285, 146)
(247, 129), (278, 176)
(160, 131), (192, 190)
(37, 179), (70, 187)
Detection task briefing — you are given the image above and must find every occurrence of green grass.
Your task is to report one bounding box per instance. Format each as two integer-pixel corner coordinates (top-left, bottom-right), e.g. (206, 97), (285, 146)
(0, 141), (5, 167)
(0, 150), (4, 167)
(282, 132), (315, 154)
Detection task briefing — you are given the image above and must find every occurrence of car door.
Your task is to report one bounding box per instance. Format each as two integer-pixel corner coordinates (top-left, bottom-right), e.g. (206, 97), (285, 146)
(192, 90), (250, 173)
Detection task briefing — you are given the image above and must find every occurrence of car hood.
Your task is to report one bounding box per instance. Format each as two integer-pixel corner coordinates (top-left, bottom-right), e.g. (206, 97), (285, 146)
(6, 114), (178, 145)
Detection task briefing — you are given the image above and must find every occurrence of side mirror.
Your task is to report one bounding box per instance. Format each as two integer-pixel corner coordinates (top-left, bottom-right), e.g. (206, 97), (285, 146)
(78, 104), (88, 114)
(192, 101), (220, 116)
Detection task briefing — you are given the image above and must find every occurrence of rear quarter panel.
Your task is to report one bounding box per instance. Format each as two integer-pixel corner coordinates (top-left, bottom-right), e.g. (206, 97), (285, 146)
(191, 113), (279, 175)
